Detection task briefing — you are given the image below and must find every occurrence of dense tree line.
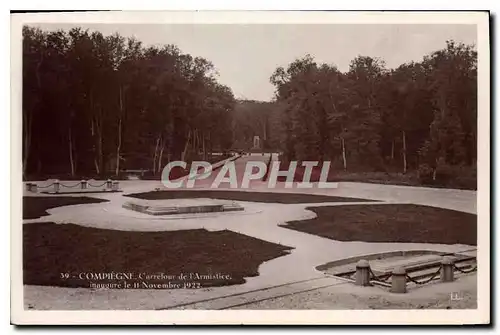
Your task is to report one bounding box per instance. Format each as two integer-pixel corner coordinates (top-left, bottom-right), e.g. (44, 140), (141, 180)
(23, 26), (477, 188)
(269, 41), (477, 187)
(23, 26), (235, 179)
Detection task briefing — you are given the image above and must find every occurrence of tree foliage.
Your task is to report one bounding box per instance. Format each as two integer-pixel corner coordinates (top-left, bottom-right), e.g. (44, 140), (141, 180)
(23, 26), (477, 189)
(269, 41), (477, 186)
(22, 26), (235, 178)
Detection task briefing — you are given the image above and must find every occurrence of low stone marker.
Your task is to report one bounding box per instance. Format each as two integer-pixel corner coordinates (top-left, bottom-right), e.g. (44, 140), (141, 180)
(81, 180), (87, 189)
(111, 181), (120, 191)
(53, 180), (60, 193)
(390, 267), (407, 293)
(355, 260), (371, 286)
(441, 256), (455, 282)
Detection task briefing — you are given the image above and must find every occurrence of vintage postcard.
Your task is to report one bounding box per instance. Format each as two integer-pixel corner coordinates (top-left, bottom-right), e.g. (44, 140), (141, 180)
(10, 11), (490, 325)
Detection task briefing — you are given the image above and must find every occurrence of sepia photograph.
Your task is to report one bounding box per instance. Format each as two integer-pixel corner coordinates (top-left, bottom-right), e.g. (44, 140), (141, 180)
(10, 11), (490, 325)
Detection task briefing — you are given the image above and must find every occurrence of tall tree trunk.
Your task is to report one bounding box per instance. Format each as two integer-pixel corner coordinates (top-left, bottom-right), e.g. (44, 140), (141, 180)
(192, 128), (198, 157)
(97, 109), (103, 176)
(94, 160), (100, 175)
(115, 117), (122, 176)
(341, 137), (347, 171)
(23, 113), (33, 178)
(74, 151), (78, 175)
(91, 117), (100, 175)
(152, 135), (160, 175)
(197, 130), (202, 157)
(263, 120), (268, 141)
(90, 92), (101, 175)
(68, 125), (75, 176)
(181, 128), (191, 162)
(158, 138), (164, 173)
(402, 130), (407, 174)
(96, 116), (103, 176)
(115, 86), (123, 176)
(198, 130), (201, 156)
(202, 132), (206, 160)
(391, 138), (395, 161)
(207, 131), (212, 158)
(432, 158), (438, 181)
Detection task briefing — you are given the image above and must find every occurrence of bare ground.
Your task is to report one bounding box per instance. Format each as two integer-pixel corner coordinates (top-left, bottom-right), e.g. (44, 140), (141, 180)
(230, 274), (478, 310)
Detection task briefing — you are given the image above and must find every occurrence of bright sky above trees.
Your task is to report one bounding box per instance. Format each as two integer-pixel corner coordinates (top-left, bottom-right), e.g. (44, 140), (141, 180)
(34, 23), (476, 101)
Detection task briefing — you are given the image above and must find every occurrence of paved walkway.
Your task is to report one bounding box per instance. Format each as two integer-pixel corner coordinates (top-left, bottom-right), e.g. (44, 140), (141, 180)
(22, 154), (477, 310)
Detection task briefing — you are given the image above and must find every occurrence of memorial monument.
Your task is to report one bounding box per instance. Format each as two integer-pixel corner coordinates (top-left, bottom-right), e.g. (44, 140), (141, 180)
(253, 135), (261, 150)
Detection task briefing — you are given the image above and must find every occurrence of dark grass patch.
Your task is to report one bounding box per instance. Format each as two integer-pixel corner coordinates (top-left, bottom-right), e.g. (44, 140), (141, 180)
(281, 204), (476, 246)
(23, 196), (109, 220)
(126, 190), (375, 204)
(23, 222), (292, 288)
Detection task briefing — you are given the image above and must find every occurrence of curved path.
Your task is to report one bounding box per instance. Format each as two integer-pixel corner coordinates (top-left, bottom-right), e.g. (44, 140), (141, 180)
(23, 154), (478, 310)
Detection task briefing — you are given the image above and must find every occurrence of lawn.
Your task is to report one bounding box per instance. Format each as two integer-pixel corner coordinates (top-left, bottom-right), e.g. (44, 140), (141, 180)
(23, 196), (109, 220)
(281, 204), (476, 245)
(23, 222), (292, 288)
(126, 190), (375, 204)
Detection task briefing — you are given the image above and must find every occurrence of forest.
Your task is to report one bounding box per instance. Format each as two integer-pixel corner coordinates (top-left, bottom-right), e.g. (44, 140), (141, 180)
(264, 41), (477, 189)
(23, 26), (234, 179)
(22, 26), (477, 189)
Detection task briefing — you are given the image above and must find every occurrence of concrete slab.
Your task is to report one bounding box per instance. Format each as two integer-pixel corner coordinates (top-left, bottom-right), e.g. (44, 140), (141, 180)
(122, 198), (244, 216)
(370, 254), (444, 273)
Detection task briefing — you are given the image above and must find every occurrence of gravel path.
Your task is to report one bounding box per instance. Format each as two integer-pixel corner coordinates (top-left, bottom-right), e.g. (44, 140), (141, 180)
(229, 274), (477, 310)
(21, 154), (478, 310)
